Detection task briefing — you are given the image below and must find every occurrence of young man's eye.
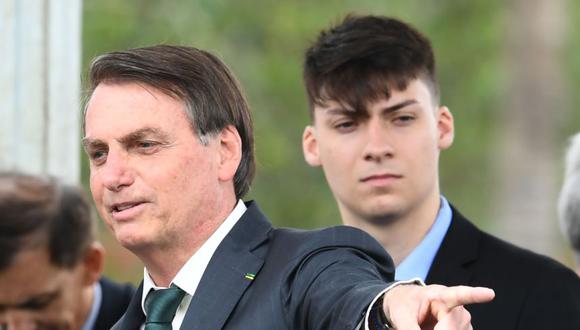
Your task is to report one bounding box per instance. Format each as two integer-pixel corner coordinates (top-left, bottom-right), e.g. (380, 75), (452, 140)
(334, 121), (357, 132)
(394, 115), (415, 125)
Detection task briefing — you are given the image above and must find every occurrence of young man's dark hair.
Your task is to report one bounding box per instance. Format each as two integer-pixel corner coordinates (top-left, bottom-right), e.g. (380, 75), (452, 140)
(303, 14), (439, 118)
(86, 45), (255, 199)
(0, 172), (134, 330)
(301, 14), (580, 330)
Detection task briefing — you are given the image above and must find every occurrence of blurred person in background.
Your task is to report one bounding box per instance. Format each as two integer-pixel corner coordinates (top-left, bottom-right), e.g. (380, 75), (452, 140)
(558, 133), (580, 276)
(0, 172), (134, 330)
(302, 14), (580, 330)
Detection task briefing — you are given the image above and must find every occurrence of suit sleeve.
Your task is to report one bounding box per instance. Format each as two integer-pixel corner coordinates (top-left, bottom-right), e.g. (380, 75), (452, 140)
(282, 245), (394, 330)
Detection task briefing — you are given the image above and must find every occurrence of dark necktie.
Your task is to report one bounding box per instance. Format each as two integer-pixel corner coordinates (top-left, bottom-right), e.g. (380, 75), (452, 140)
(144, 284), (186, 330)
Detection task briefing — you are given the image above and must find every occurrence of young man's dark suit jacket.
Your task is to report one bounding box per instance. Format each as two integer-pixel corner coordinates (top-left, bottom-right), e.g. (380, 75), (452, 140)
(113, 201), (393, 330)
(93, 277), (135, 330)
(426, 206), (580, 330)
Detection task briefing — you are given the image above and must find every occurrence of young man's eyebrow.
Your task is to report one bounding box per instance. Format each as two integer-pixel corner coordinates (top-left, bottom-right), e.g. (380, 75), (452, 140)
(323, 108), (358, 116)
(381, 99), (418, 113)
(322, 99), (418, 117)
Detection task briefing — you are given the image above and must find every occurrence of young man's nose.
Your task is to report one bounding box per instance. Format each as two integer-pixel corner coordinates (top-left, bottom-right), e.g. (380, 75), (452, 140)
(363, 120), (394, 162)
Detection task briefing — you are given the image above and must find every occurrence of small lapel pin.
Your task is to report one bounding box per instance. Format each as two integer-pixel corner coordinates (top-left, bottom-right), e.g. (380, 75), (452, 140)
(244, 273), (256, 281)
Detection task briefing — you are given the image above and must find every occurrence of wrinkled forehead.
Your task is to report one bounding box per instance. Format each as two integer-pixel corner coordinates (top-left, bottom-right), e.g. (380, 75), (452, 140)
(83, 80), (190, 132)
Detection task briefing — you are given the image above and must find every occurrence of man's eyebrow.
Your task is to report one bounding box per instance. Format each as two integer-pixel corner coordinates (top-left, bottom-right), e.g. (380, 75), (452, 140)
(380, 99), (418, 113)
(81, 137), (104, 149)
(82, 127), (169, 148)
(322, 99), (418, 116)
(118, 127), (169, 145)
(0, 290), (61, 311)
(323, 107), (358, 116)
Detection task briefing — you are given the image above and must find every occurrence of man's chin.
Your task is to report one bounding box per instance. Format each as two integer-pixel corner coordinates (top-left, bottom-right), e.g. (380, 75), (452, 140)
(360, 204), (405, 224)
(117, 234), (154, 254)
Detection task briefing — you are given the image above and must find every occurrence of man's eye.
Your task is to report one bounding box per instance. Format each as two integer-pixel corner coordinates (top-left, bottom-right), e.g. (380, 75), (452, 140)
(334, 121), (357, 132)
(18, 293), (59, 311)
(89, 150), (107, 165)
(134, 140), (161, 154)
(394, 115), (415, 125)
(139, 141), (155, 148)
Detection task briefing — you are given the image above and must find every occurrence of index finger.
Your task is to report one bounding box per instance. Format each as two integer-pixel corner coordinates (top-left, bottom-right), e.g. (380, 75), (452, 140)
(433, 285), (495, 310)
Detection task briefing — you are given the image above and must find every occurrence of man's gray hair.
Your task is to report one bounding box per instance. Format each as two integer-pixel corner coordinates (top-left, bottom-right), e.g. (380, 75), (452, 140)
(558, 133), (580, 262)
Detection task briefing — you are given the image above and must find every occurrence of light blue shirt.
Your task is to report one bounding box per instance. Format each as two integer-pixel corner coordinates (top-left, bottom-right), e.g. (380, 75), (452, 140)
(81, 282), (102, 330)
(395, 197), (452, 281)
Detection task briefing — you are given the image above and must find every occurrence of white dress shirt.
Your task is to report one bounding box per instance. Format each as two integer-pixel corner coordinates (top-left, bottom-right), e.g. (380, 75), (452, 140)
(140, 200), (247, 329)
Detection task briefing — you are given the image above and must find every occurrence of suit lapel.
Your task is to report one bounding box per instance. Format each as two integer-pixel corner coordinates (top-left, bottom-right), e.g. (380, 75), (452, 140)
(112, 282), (146, 330)
(180, 201), (270, 329)
(425, 206), (481, 286)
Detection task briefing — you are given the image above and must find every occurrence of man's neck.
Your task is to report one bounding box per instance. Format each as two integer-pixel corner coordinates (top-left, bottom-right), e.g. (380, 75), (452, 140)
(341, 195), (441, 266)
(139, 197), (238, 287)
(77, 284), (95, 330)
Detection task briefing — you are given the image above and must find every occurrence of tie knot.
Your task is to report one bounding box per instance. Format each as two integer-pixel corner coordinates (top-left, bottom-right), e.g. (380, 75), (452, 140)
(145, 284), (186, 328)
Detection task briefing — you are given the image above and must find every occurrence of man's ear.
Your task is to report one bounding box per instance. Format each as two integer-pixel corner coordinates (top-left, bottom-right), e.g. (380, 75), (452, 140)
(302, 126), (321, 167)
(217, 125), (242, 181)
(80, 242), (105, 286)
(437, 106), (454, 150)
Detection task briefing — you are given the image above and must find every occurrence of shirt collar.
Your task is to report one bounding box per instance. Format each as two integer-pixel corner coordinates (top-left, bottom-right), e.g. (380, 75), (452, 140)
(81, 281), (102, 330)
(141, 200), (247, 312)
(395, 196), (452, 281)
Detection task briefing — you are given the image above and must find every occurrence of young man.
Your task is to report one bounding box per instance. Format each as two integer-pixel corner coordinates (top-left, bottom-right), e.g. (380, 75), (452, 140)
(83, 45), (492, 330)
(302, 15), (580, 329)
(0, 172), (134, 330)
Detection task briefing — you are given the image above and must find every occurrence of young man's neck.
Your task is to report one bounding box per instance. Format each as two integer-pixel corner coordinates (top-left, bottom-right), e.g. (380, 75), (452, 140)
(341, 195), (442, 266)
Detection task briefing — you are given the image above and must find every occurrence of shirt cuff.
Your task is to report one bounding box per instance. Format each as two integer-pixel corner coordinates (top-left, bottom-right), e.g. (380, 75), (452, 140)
(362, 278), (425, 330)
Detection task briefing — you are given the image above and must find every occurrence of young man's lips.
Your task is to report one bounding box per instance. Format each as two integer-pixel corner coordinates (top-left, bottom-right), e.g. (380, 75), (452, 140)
(360, 174), (403, 187)
(360, 174), (402, 182)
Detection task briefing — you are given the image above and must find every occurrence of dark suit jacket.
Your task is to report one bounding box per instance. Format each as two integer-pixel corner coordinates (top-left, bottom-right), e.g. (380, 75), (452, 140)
(426, 206), (580, 330)
(93, 277), (135, 330)
(113, 201), (394, 330)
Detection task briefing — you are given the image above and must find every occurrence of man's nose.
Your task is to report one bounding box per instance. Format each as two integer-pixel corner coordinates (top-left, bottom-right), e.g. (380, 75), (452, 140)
(363, 120), (394, 162)
(99, 151), (135, 192)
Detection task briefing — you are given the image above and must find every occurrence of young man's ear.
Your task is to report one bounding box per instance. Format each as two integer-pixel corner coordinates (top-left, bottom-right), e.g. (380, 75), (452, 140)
(81, 242), (105, 286)
(217, 125), (242, 182)
(302, 126), (322, 167)
(437, 106), (454, 150)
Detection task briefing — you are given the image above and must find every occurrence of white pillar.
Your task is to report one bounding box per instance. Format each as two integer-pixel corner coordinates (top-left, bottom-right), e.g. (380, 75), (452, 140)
(0, 0), (82, 184)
